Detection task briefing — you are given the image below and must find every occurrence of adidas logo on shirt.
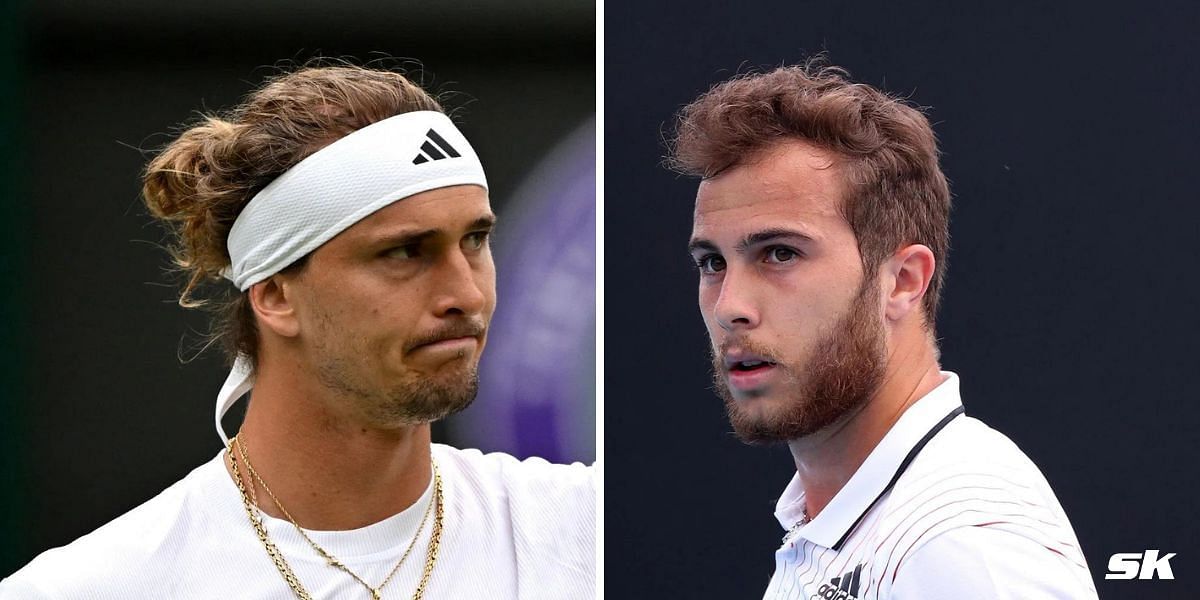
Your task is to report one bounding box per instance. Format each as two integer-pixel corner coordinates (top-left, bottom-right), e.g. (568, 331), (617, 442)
(412, 128), (462, 164)
(810, 564), (863, 600)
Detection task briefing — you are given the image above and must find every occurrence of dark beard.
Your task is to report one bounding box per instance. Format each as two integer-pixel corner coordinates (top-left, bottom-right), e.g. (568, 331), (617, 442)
(711, 280), (886, 444)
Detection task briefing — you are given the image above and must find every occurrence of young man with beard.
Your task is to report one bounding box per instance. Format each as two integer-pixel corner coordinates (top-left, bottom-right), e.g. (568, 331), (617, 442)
(0, 66), (593, 599)
(675, 64), (1097, 598)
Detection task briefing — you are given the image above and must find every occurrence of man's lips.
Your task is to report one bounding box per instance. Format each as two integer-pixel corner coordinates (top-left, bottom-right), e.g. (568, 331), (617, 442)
(406, 322), (487, 354)
(723, 349), (777, 371)
(723, 349), (779, 391)
(413, 336), (478, 352)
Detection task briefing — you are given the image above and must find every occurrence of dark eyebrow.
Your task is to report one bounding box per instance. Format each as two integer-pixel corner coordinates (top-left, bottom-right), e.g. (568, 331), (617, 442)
(736, 228), (813, 253)
(376, 229), (438, 248)
(469, 214), (498, 230)
(687, 238), (718, 255)
(373, 213), (498, 248)
(688, 228), (814, 256)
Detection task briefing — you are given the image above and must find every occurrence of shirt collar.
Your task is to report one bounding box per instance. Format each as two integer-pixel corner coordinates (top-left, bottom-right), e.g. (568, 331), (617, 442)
(773, 371), (964, 549)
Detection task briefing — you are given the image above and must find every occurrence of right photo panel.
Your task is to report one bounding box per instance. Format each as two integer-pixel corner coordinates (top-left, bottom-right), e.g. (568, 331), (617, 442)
(606, 2), (1199, 599)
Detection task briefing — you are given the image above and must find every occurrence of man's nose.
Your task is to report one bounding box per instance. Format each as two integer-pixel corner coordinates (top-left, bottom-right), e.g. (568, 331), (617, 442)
(432, 250), (489, 317)
(712, 267), (760, 332)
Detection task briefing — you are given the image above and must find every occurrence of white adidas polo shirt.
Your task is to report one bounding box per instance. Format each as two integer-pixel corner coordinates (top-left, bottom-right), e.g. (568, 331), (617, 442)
(763, 373), (1097, 599)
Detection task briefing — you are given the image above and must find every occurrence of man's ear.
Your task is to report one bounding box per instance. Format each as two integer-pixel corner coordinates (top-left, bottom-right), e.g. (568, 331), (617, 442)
(883, 244), (935, 323)
(247, 275), (302, 338)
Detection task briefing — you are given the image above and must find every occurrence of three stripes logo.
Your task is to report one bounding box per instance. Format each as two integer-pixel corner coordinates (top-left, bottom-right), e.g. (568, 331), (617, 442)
(810, 564), (863, 600)
(412, 129), (462, 165)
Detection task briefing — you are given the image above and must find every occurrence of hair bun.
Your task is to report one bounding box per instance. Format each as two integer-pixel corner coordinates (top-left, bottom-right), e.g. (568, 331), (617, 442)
(143, 117), (254, 291)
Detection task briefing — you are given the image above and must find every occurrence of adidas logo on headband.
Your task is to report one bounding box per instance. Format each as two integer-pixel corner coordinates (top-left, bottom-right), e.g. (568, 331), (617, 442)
(412, 128), (462, 164)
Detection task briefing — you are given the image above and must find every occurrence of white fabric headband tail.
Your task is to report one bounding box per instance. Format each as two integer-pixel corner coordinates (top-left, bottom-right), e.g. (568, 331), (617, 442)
(214, 110), (489, 444)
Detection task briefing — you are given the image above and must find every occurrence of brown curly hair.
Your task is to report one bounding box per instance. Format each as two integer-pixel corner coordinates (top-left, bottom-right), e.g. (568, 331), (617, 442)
(142, 64), (443, 368)
(668, 61), (951, 327)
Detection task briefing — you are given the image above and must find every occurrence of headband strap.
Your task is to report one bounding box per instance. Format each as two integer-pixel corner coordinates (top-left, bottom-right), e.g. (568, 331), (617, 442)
(215, 110), (488, 444)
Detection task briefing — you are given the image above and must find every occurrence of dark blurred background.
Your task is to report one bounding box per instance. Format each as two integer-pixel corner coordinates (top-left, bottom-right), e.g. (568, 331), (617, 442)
(1, 0), (595, 576)
(606, 1), (1198, 599)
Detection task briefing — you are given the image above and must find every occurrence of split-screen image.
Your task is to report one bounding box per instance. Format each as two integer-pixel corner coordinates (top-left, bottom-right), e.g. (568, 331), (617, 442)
(0, 2), (1194, 599)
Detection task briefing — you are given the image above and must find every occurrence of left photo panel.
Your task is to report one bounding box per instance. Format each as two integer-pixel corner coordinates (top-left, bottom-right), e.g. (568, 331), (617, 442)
(1, 2), (596, 598)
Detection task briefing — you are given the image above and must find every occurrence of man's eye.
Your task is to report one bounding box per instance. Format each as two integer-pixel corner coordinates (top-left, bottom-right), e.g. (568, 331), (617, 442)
(386, 244), (420, 259)
(464, 231), (490, 250)
(765, 247), (799, 264)
(694, 254), (726, 274)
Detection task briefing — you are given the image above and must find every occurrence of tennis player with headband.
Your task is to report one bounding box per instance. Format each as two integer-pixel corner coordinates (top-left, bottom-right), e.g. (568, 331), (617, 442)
(0, 66), (594, 599)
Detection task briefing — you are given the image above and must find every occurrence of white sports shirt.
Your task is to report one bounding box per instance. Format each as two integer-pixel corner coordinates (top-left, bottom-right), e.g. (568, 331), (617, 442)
(763, 373), (1097, 599)
(1, 445), (595, 599)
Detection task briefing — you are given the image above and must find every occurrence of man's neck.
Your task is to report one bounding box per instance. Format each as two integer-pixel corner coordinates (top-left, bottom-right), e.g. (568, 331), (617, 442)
(787, 339), (945, 520)
(225, 360), (433, 531)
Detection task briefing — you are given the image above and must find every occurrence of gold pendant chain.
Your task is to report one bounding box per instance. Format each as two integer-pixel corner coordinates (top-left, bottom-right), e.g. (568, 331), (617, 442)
(226, 436), (443, 599)
(235, 438), (434, 597)
(227, 438), (315, 599)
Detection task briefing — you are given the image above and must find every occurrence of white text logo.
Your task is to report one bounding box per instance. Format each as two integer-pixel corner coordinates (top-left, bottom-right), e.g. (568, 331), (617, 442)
(1105, 550), (1176, 580)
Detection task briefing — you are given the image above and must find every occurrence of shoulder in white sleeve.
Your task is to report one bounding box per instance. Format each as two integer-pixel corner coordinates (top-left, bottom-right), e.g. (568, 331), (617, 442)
(0, 574), (55, 599)
(890, 525), (1098, 599)
(432, 445), (595, 599)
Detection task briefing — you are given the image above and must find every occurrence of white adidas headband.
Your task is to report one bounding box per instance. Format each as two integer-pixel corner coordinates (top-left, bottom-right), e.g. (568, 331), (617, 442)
(215, 110), (488, 444)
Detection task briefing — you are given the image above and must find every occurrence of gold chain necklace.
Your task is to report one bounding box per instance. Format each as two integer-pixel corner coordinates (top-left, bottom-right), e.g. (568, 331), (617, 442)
(235, 438), (437, 599)
(227, 436), (443, 599)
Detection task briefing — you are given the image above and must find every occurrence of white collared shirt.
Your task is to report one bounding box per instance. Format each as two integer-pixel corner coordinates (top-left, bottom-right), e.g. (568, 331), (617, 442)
(763, 373), (1097, 599)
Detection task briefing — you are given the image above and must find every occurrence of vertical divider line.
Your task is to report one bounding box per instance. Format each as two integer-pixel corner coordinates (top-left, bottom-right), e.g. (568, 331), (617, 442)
(0, 0), (32, 576)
